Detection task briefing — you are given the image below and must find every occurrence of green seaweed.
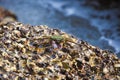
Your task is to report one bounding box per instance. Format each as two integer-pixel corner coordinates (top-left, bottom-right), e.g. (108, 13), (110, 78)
(51, 35), (63, 41)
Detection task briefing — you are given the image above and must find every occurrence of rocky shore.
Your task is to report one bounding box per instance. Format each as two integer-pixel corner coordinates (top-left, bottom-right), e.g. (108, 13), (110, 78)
(0, 7), (120, 80)
(0, 7), (17, 22)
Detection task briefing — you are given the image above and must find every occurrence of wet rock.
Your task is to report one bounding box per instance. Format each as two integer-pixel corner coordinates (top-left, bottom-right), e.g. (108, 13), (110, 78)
(83, 0), (120, 10)
(0, 7), (17, 22)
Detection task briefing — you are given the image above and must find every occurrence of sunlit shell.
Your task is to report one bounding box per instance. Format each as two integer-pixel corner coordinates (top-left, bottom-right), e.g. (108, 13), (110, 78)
(0, 61), (4, 66)
(69, 38), (78, 43)
(2, 52), (8, 57)
(28, 46), (35, 51)
(17, 38), (26, 42)
(84, 50), (91, 57)
(3, 74), (8, 78)
(5, 40), (11, 44)
(89, 56), (95, 67)
(33, 66), (43, 73)
(62, 34), (69, 39)
(14, 76), (19, 80)
(116, 76), (120, 80)
(103, 67), (109, 74)
(17, 43), (24, 48)
(43, 78), (48, 80)
(114, 63), (120, 67)
(35, 47), (45, 54)
(10, 65), (16, 71)
(13, 30), (21, 37)
(22, 48), (26, 53)
(19, 60), (26, 67)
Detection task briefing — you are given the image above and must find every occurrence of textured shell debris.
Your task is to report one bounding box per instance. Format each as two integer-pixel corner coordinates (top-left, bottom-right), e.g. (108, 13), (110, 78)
(0, 21), (119, 80)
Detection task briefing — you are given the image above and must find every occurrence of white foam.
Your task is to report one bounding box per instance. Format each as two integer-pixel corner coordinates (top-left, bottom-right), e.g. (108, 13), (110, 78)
(50, 1), (120, 53)
(100, 36), (120, 53)
(48, 1), (66, 12)
(64, 7), (75, 16)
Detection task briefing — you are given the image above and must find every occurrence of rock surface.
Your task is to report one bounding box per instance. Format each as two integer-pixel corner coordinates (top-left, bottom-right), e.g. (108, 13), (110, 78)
(0, 7), (120, 80)
(83, 0), (120, 10)
(0, 7), (17, 23)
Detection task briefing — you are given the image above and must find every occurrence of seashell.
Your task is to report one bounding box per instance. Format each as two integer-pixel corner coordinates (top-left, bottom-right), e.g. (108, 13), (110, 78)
(116, 76), (120, 80)
(3, 74), (8, 78)
(103, 67), (109, 74)
(44, 78), (48, 80)
(10, 66), (16, 71)
(27, 59), (36, 67)
(109, 66), (115, 73)
(35, 47), (45, 54)
(13, 30), (21, 37)
(28, 45), (35, 51)
(25, 31), (30, 37)
(90, 45), (96, 49)
(67, 42), (76, 47)
(14, 76), (19, 80)
(62, 34), (69, 38)
(2, 52), (8, 57)
(22, 48), (26, 53)
(89, 57), (95, 67)
(81, 46), (88, 51)
(84, 51), (91, 57)
(52, 29), (60, 35)
(69, 38), (78, 43)
(33, 26), (40, 32)
(82, 59), (86, 64)
(58, 50), (65, 55)
(114, 64), (120, 67)
(40, 25), (46, 29)
(14, 53), (19, 58)
(0, 61), (4, 66)
(17, 38), (26, 42)
(19, 60), (26, 67)
(14, 43), (24, 48)
(56, 62), (62, 67)
(47, 66), (54, 72)
(5, 40), (11, 44)
(33, 36), (42, 40)
(33, 66), (43, 73)
(3, 26), (7, 28)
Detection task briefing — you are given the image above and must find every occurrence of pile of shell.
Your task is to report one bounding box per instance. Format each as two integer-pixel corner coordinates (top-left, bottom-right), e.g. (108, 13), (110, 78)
(0, 21), (120, 80)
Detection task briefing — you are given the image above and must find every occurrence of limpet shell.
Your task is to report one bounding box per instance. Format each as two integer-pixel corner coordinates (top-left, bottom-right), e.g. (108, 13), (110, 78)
(103, 67), (109, 74)
(114, 64), (120, 67)
(13, 30), (21, 37)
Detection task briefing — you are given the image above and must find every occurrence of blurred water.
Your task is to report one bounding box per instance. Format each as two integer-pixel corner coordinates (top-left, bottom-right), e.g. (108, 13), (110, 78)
(0, 0), (120, 57)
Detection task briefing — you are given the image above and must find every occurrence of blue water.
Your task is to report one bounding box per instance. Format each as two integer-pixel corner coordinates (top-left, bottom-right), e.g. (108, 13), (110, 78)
(0, 0), (120, 57)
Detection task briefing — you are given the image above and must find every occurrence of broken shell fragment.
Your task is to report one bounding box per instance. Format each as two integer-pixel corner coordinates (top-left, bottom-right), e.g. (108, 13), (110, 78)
(5, 40), (11, 44)
(103, 67), (109, 74)
(13, 30), (21, 37)
(114, 64), (120, 67)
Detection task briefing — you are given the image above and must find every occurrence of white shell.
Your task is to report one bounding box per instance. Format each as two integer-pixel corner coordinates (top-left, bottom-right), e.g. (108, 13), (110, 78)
(114, 64), (120, 67)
